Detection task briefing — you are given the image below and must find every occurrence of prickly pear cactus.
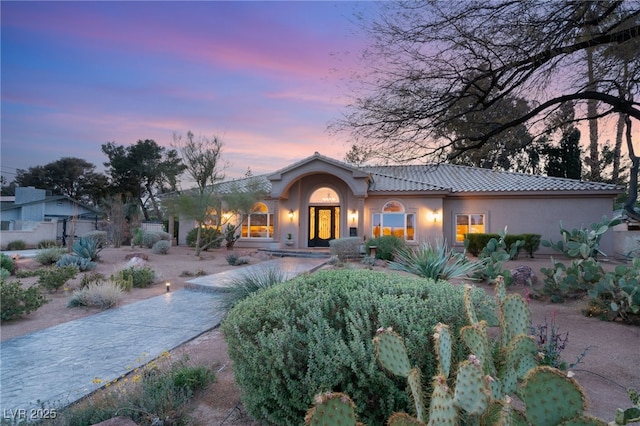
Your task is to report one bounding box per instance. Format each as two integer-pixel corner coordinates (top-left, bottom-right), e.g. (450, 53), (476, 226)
(373, 328), (411, 377)
(427, 376), (457, 426)
(482, 398), (528, 426)
(494, 276), (507, 305)
(433, 323), (452, 379)
(460, 321), (493, 374)
(505, 334), (538, 380)
(452, 357), (491, 416)
(407, 368), (425, 422)
(500, 294), (531, 346)
(304, 392), (358, 426)
(464, 284), (479, 324)
(520, 366), (586, 426)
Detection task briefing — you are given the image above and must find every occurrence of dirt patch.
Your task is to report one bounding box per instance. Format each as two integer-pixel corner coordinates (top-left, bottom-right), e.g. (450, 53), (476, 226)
(1, 249), (638, 425)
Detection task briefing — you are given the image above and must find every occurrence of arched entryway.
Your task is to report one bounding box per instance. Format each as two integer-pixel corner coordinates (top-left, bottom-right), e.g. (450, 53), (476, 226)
(308, 187), (340, 247)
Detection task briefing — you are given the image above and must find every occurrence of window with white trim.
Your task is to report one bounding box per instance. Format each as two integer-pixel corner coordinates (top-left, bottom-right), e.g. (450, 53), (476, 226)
(455, 214), (485, 243)
(372, 201), (415, 241)
(241, 202), (273, 238)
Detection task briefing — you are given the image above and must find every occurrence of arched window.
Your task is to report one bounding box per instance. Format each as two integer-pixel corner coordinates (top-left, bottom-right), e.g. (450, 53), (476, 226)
(372, 200), (415, 241)
(241, 202), (273, 238)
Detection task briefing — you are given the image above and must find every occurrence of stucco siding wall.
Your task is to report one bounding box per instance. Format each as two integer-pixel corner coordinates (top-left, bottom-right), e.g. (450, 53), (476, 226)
(443, 195), (617, 256)
(362, 195), (445, 243)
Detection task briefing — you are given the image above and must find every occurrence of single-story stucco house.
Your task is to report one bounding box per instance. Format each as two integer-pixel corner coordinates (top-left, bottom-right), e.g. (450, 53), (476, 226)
(177, 152), (625, 256)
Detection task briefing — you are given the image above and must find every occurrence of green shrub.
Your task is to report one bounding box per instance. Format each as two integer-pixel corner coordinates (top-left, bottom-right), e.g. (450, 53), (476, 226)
(37, 265), (78, 292)
(131, 228), (145, 246)
(1, 279), (48, 321)
(152, 240), (171, 255)
(6, 240), (27, 250)
(520, 233), (541, 258)
(72, 236), (102, 261)
(37, 239), (60, 249)
(142, 231), (161, 248)
(170, 363), (216, 393)
(35, 247), (66, 265)
(219, 264), (288, 310)
(389, 239), (485, 280)
(0, 269), (10, 280)
(155, 230), (172, 241)
(82, 231), (108, 247)
(329, 237), (362, 260)
(118, 266), (155, 288)
(465, 233), (538, 258)
(56, 254), (97, 271)
(186, 227), (222, 250)
(225, 253), (250, 266)
(68, 281), (123, 309)
(465, 233), (500, 257)
(1, 253), (15, 275)
(54, 354), (214, 425)
(365, 235), (406, 261)
(15, 269), (40, 278)
(222, 269), (493, 425)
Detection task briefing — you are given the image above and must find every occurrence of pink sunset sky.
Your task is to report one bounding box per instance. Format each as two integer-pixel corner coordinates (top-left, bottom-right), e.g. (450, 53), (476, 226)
(1, 1), (376, 182)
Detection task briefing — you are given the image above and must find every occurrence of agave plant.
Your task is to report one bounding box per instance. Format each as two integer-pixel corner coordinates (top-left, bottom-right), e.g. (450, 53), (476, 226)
(72, 236), (102, 261)
(389, 239), (485, 280)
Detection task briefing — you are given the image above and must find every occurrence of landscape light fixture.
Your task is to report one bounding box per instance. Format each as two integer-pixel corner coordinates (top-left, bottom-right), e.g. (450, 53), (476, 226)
(166, 282), (170, 292)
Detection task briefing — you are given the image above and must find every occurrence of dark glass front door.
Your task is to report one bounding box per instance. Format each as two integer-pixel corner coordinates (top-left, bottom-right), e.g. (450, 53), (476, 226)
(308, 206), (339, 247)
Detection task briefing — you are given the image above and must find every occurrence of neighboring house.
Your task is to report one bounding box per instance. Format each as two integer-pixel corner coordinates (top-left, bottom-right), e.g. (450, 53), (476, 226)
(0, 187), (100, 248)
(176, 152), (624, 256)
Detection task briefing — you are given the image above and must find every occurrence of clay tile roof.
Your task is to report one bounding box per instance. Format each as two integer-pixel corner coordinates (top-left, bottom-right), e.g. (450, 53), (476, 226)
(362, 164), (622, 193)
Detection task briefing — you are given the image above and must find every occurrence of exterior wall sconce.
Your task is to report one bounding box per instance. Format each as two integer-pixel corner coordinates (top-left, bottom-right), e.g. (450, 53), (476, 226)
(430, 209), (442, 223)
(166, 282), (171, 292)
(288, 209), (295, 222)
(350, 209), (357, 222)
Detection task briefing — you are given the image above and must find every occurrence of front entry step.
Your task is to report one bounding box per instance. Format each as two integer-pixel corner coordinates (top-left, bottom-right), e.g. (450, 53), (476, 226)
(258, 248), (331, 258)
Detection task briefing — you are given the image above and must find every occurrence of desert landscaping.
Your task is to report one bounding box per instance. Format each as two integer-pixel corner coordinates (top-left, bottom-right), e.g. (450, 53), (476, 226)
(1, 245), (639, 425)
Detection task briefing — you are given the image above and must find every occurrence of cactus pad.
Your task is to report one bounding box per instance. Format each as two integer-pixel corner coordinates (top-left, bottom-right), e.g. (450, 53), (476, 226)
(495, 276), (507, 305)
(407, 367), (426, 422)
(452, 359), (490, 416)
(434, 323), (452, 379)
(505, 334), (538, 379)
(464, 285), (479, 324)
(460, 321), (492, 373)
(501, 294), (531, 345)
(304, 392), (358, 426)
(374, 329), (412, 378)
(521, 366), (586, 426)
(427, 376), (457, 426)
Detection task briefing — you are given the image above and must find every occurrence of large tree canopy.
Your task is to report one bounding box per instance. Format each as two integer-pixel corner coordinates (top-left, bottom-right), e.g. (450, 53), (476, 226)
(102, 139), (185, 221)
(14, 157), (108, 205)
(340, 0), (639, 217)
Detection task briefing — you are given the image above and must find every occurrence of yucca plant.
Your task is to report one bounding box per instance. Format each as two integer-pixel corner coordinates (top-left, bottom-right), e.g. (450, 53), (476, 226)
(389, 239), (485, 280)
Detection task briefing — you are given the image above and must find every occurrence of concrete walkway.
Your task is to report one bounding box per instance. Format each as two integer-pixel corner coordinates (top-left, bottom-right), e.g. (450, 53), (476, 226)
(0, 257), (327, 419)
